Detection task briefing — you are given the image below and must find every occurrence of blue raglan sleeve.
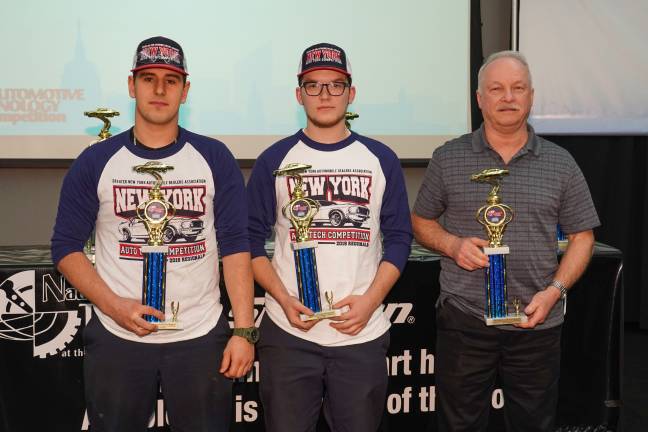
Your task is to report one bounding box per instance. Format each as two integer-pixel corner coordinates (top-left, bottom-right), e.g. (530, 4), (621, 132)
(379, 151), (413, 272)
(211, 145), (251, 257)
(246, 155), (277, 259)
(51, 150), (100, 266)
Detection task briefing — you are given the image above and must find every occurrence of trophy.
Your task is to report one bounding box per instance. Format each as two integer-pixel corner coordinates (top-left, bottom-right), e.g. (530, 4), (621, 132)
(83, 108), (121, 263)
(134, 161), (181, 330)
(274, 163), (343, 321)
(84, 108), (120, 142)
(471, 168), (527, 326)
(557, 225), (568, 251)
(344, 111), (359, 129)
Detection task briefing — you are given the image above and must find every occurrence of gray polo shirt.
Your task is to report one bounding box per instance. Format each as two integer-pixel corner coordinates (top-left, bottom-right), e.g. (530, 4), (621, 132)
(413, 124), (600, 329)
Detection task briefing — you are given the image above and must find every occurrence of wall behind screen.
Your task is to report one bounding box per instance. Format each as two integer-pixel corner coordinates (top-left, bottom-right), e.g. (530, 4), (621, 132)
(0, 0), (470, 159)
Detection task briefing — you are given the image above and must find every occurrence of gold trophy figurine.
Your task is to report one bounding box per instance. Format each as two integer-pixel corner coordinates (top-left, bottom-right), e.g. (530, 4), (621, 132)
(82, 108), (120, 263)
(84, 108), (120, 142)
(345, 112), (359, 130)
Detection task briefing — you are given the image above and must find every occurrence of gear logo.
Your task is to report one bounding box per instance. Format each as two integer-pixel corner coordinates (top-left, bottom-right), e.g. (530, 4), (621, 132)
(0, 270), (84, 358)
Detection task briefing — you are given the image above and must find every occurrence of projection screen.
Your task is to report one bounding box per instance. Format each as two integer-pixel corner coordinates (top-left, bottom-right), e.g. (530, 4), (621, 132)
(0, 0), (471, 160)
(517, 0), (648, 135)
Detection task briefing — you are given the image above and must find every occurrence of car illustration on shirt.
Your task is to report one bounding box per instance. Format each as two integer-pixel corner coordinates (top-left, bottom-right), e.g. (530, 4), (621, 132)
(118, 217), (204, 243)
(312, 200), (370, 228)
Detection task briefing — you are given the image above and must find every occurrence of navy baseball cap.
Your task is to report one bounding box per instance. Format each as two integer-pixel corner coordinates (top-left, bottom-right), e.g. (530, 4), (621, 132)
(131, 36), (188, 76)
(297, 43), (352, 78)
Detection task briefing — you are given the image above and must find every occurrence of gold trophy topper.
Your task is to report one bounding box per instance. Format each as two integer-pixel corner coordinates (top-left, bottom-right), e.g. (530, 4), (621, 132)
(134, 161), (176, 246)
(345, 111), (359, 129)
(273, 163), (320, 243)
(84, 108), (120, 141)
(471, 168), (514, 248)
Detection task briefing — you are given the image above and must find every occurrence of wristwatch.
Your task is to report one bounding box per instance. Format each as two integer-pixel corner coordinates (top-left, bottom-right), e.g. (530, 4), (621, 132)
(232, 326), (260, 344)
(549, 280), (568, 316)
(549, 279), (568, 298)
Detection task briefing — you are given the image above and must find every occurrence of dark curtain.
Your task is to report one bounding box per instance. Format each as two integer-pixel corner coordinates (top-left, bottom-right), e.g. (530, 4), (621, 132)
(546, 136), (648, 328)
(470, 0), (648, 328)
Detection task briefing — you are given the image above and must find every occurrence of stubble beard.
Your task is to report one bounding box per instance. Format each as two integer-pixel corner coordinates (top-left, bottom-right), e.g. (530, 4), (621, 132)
(305, 109), (347, 129)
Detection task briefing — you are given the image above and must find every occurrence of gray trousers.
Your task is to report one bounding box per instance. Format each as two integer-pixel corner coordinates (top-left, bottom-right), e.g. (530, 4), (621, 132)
(257, 317), (390, 432)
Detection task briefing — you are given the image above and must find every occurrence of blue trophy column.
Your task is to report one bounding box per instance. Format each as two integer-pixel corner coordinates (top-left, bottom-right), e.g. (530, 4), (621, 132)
(484, 246), (509, 320)
(141, 246), (169, 323)
(292, 241), (321, 313)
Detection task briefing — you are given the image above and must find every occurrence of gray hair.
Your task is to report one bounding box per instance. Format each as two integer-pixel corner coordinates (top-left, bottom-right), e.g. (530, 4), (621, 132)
(477, 50), (533, 92)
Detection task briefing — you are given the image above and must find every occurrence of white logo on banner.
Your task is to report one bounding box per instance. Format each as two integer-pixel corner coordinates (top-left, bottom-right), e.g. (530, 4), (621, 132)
(383, 303), (414, 324)
(0, 271), (83, 358)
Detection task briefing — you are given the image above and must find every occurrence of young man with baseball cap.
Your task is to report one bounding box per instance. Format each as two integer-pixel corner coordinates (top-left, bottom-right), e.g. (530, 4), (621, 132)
(247, 42), (412, 432)
(52, 36), (256, 431)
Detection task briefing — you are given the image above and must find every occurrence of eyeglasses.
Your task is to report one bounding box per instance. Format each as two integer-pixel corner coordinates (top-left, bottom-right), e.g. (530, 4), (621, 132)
(301, 81), (350, 96)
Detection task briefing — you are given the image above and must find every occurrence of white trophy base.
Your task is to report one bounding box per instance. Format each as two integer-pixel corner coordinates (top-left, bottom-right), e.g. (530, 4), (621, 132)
(484, 314), (528, 326)
(300, 307), (346, 322)
(483, 245), (510, 255)
(292, 241), (318, 250)
(141, 245), (170, 253)
(155, 320), (183, 330)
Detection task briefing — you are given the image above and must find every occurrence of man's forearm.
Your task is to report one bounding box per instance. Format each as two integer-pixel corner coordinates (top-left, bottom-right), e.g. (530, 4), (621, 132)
(364, 261), (401, 308)
(411, 213), (457, 257)
(222, 252), (255, 328)
(553, 230), (595, 288)
(57, 251), (118, 314)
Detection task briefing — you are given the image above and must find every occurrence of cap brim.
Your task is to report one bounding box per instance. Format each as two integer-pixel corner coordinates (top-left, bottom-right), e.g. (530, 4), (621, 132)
(131, 64), (188, 76)
(298, 66), (350, 77)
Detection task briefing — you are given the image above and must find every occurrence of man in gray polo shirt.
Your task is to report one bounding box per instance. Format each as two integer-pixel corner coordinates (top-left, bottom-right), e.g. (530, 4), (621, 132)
(412, 51), (600, 432)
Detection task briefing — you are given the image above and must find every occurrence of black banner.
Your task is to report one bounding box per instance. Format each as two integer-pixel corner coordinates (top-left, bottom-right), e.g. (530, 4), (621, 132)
(0, 245), (622, 431)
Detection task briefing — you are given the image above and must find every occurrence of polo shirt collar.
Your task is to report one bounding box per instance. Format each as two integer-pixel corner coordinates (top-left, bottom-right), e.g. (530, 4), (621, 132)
(471, 123), (542, 157)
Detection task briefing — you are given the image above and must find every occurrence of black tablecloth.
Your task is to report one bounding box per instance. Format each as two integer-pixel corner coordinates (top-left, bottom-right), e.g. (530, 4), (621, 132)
(0, 243), (622, 431)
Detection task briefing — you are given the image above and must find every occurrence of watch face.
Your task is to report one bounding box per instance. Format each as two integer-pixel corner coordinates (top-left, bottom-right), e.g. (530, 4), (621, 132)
(235, 327), (259, 343)
(249, 327), (260, 343)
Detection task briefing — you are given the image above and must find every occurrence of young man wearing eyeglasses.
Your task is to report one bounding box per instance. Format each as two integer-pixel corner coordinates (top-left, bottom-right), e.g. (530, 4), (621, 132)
(246, 42), (412, 432)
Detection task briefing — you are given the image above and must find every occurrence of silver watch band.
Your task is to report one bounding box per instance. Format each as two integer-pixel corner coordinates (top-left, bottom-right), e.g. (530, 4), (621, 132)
(549, 280), (568, 316)
(550, 279), (568, 297)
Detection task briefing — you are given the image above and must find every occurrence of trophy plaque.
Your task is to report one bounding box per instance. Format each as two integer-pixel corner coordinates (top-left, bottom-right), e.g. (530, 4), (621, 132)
(83, 108), (121, 264)
(274, 163), (343, 321)
(471, 168), (527, 326)
(134, 161), (181, 330)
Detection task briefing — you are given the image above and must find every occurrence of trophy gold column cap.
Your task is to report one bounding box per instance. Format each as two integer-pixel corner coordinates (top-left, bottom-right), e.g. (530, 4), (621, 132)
(134, 161), (176, 246)
(345, 111), (359, 129)
(273, 163), (319, 243)
(471, 168), (509, 205)
(274, 163), (312, 200)
(84, 108), (120, 141)
(472, 168), (513, 248)
(273, 163), (312, 177)
(134, 161), (174, 190)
